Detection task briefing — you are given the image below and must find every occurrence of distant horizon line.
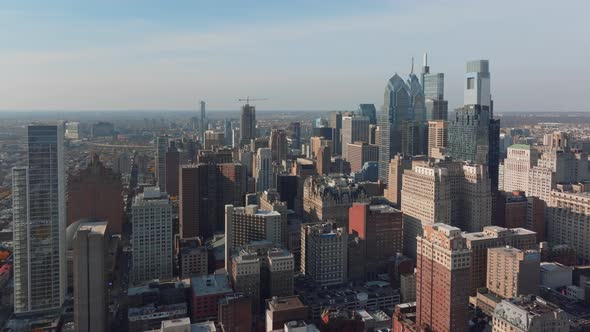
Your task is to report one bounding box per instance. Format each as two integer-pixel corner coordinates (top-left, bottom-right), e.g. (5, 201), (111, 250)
(0, 109), (589, 114)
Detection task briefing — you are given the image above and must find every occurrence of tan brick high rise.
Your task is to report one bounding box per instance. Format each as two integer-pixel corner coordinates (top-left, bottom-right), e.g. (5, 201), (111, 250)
(486, 246), (540, 299)
(427, 120), (448, 159)
(416, 223), (471, 332)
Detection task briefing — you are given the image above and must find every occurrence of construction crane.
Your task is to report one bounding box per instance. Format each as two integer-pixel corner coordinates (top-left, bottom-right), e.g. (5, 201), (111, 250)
(238, 96), (268, 105)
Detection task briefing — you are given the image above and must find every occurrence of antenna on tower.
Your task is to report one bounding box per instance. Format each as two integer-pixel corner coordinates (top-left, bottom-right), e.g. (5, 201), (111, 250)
(411, 57), (414, 74)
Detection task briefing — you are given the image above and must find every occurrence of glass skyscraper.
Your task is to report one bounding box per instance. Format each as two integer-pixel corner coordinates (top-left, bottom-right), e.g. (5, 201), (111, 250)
(12, 124), (66, 314)
(358, 104), (377, 125)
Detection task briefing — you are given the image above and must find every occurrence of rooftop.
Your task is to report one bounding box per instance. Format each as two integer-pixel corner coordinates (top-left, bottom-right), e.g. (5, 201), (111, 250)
(191, 274), (233, 296)
(509, 144), (531, 150)
(267, 295), (306, 312)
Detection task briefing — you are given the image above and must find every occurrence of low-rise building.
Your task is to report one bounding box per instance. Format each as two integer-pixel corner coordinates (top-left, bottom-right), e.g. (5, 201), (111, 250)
(492, 296), (568, 332)
(190, 274), (234, 322)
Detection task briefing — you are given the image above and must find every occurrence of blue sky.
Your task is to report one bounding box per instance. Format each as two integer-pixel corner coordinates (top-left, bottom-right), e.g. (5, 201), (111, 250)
(1, 0), (589, 112)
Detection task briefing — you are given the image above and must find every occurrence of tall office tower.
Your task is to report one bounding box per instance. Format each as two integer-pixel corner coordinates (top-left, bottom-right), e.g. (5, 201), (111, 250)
(165, 141), (180, 197)
(301, 223), (347, 286)
(486, 247), (540, 299)
(179, 162), (247, 239)
(401, 163), (452, 257)
(341, 115), (370, 160)
(427, 120), (448, 158)
(276, 174), (297, 210)
(292, 158), (318, 215)
(547, 186), (590, 262)
(416, 224), (471, 332)
(230, 244), (294, 313)
(240, 103), (256, 146)
(270, 129), (288, 165)
(12, 124), (66, 314)
(330, 112), (343, 155)
(450, 60), (501, 192)
(224, 204), (283, 270)
(378, 71), (426, 182)
(401, 161), (492, 257)
(502, 144), (538, 193)
(255, 148), (273, 192)
(348, 202), (403, 281)
(218, 294), (253, 332)
(73, 221), (109, 332)
(67, 154), (124, 234)
(232, 128), (241, 149)
(309, 136), (332, 159)
(287, 122), (301, 150)
(462, 226), (537, 295)
(358, 104), (377, 125)
(200, 100), (207, 143)
(492, 296), (569, 332)
(224, 119), (233, 146)
(384, 154), (414, 207)
(347, 142), (379, 173)
(316, 145), (331, 175)
(260, 189), (289, 245)
(303, 174), (367, 226)
(547, 131), (570, 150)
(424, 73), (448, 121)
(131, 187), (173, 284)
(155, 135), (169, 192)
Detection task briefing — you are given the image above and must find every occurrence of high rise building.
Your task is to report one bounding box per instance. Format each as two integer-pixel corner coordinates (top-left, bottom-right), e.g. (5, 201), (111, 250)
(495, 191), (545, 240)
(358, 104), (377, 125)
(12, 124), (66, 314)
(547, 186), (590, 262)
(131, 187), (173, 284)
(427, 120), (448, 158)
(165, 141), (180, 197)
(240, 103), (256, 146)
(200, 100), (207, 143)
(179, 162), (247, 239)
(384, 154), (414, 207)
(155, 135), (169, 192)
(178, 238), (208, 279)
(287, 122), (301, 151)
(303, 174), (367, 226)
(316, 145), (331, 175)
(224, 119), (233, 146)
(462, 226), (537, 295)
(502, 144), (538, 193)
(218, 293), (252, 332)
(73, 221), (109, 332)
(492, 296), (568, 332)
(204, 130), (225, 149)
(347, 142), (379, 173)
(224, 204), (283, 270)
(449, 60), (500, 192)
(67, 154), (124, 234)
(301, 223), (347, 286)
(416, 224), (471, 332)
(348, 202), (403, 281)
(330, 112), (343, 156)
(230, 243), (294, 313)
(378, 70), (426, 182)
(486, 247), (540, 299)
(255, 148), (273, 192)
(341, 116), (370, 160)
(270, 129), (288, 165)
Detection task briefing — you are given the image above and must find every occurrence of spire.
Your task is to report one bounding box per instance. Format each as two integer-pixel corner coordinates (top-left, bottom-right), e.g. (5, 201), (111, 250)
(423, 53), (428, 67)
(411, 57), (414, 74)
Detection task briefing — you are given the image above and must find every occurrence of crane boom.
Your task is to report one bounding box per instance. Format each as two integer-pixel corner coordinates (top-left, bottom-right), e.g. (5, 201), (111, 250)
(238, 96), (268, 104)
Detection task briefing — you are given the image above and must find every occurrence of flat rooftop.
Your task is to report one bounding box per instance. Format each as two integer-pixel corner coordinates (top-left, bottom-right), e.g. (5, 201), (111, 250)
(191, 274), (233, 296)
(267, 295), (306, 311)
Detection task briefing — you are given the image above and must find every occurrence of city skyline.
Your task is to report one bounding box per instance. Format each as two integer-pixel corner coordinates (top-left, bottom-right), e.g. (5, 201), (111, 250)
(1, 0), (589, 112)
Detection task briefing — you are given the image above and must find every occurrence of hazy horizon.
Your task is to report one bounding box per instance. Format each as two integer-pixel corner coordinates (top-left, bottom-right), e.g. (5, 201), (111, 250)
(2, 0), (589, 112)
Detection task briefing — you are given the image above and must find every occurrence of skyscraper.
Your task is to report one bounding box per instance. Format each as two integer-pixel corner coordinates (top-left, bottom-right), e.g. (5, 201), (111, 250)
(358, 104), (377, 125)
(378, 68), (426, 182)
(240, 103), (256, 146)
(200, 100), (207, 143)
(416, 223), (471, 332)
(270, 129), (288, 165)
(73, 221), (109, 332)
(255, 148), (273, 192)
(330, 111), (343, 156)
(427, 120), (448, 158)
(341, 115), (370, 160)
(12, 124), (66, 314)
(224, 119), (233, 146)
(301, 223), (347, 286)
(165, 141), (180, 197)
(287, 122), (301, 151)
(502, 144), (538, 193)
(422, 55), (448, 121)
(179, 162), (247, 239)
(155, 135), (168, 192)
(67, 154), (124, 234)
(131, 187), (173, 284)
